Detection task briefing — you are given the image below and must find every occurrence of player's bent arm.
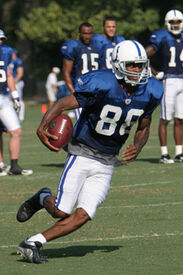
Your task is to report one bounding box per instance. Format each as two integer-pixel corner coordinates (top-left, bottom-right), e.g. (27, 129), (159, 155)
(7, 66), (16, 91)
(15, 67), (24, 83)
(145, 45), (156, 58)
(62, 59), (75, 94)
(122, 117), (151, 162)
(37, 94), (79, 151)
(134, 116), (151, 154)
(145, 45), (157, 76)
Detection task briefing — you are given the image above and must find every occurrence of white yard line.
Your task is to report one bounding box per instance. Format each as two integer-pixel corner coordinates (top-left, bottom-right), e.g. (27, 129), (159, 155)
(1, 200), (183, 215)
(1, 231), (183, 249)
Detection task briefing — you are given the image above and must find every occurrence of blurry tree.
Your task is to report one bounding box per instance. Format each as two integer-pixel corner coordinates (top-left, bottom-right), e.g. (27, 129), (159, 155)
(0, 0), (182, 95)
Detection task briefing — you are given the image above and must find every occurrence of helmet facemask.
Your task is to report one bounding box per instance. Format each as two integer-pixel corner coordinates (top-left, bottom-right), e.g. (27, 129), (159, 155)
(112, 40), (150, 86)
(116, 60), (150, 86)
(165, 10), (183, 35)
(166, 20), (183, 35)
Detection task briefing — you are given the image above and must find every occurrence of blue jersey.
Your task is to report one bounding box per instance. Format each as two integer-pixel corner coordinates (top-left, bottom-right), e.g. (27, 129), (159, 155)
(9, 57), (23, 79)
(0, 45), (13, 93)
(61, 39), (100, 83)
(149, 29), (183, 78)
(92, 34), (125, 70)
(73, 70), (163, 155)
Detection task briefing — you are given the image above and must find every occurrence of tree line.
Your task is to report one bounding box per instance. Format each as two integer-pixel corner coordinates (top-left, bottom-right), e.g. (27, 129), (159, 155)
(0, 0), (182, 95)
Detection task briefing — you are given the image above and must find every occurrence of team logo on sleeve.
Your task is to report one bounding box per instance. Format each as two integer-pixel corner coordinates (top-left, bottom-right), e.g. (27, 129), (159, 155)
(125, 99), (131, 105)
(78, 77), (84, 85)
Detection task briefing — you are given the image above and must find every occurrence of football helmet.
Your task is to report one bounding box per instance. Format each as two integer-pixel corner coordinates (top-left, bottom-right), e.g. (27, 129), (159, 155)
(165, 9), (183, 35)
(111, 40), (150, 86)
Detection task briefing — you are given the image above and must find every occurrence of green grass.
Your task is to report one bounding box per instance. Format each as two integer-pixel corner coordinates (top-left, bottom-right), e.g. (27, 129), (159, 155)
(0, 104), (183, 275)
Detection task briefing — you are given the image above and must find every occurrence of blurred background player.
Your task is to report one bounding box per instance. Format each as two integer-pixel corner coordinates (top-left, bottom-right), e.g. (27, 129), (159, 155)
(45, 67), (60, 107)
(9, 48), (25, 122)
(0, 30), (33, 175)
(0, 29), (7, 43)
(61, 22), (100, 120)
(93, 16), (125, 70)
(146, 9), (183, 163)
(0, 29), (10, 176)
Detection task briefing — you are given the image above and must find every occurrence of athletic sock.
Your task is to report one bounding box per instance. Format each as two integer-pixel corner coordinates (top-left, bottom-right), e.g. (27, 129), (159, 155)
(28, 233), (47, 244)
(40, 193), (51, 206)
(160, 146), (168, 156)
(175, 145), (182, 156)
(10, 159), (22, 172)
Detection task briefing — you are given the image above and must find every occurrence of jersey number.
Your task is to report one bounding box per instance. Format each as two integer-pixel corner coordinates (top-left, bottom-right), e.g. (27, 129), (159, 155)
(81, 53), (99, 74)
(168, 47), (183, 67)
(0, 61), (6, 82)
(106, 48), (113, 69)
(95, 105), (144, 136)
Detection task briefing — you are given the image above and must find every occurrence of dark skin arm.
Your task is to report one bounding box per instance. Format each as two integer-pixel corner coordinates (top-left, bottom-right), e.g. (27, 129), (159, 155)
(122, 116), (151, 162)
(145, 45), (157, 75)
(62, 58), (75, 93)
(37, 94), (79, 151)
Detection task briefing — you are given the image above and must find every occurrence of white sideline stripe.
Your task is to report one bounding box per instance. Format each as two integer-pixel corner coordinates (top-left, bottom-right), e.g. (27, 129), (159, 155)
(1, 200), (183, 215)
(1, 231), (183, 249)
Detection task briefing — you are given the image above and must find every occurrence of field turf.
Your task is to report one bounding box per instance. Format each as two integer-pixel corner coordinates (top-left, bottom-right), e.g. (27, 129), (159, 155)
(0, 104), (183, 275)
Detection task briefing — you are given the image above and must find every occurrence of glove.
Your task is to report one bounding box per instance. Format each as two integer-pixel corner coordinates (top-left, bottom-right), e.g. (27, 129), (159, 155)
(155, 72), (164, 80)
(11, 90), (21, 112)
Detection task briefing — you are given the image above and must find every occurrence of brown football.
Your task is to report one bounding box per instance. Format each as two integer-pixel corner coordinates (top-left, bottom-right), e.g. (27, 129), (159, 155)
(48, 114), (73, 148)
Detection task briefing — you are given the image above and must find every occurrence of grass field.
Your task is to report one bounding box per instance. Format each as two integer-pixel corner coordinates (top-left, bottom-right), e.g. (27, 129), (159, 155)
(0, 103), (183, 275)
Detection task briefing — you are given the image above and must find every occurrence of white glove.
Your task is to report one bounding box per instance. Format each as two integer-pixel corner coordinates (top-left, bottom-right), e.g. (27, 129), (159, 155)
(155, 72), (164, 80)
(11, 90), (21, 112)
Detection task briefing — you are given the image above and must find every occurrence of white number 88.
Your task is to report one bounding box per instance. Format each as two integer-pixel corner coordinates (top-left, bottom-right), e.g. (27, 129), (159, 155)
(95, 105), (144, 136)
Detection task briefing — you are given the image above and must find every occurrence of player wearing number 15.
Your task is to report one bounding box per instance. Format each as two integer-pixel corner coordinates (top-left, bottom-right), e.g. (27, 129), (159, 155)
(16, 40), (163, 264)
(60, 22), (100, 120)
(146, 9), (183, 163)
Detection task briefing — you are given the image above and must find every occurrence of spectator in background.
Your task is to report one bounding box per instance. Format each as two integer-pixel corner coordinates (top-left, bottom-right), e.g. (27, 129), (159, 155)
(0, 29), (7, 42)
(45, 67), (60, 107)
(9, 48), (25, 122)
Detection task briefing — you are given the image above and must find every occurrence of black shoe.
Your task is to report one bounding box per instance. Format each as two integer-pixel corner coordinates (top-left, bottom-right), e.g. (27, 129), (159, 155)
(159, 154), (174, 164)
(174, 153), (183, 162)
(8, 167), (33, 176)
(17, 238), (48, 264)
(16, 187), (52, 222)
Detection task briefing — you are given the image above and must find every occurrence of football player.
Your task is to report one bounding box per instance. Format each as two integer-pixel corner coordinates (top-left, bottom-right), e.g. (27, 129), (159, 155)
(9, 49), (25, 122)
(93, 16), (125, 70)
(0, 31), (33, 175)
(146, 9), (183, 163)
(16, 40), (163, 264)
(61, 22), (100, 120)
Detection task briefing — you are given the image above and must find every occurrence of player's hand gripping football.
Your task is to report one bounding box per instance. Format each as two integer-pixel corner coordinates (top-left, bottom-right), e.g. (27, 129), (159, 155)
(37, 125), (60, 152)
(122, 145), (138, 163)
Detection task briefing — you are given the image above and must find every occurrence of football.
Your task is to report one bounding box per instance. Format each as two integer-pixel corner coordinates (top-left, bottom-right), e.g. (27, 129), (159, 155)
(48, 113), (73, 149)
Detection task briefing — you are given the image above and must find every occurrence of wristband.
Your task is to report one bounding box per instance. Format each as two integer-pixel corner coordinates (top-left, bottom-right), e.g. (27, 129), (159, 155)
(11, 90), (19, 99)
